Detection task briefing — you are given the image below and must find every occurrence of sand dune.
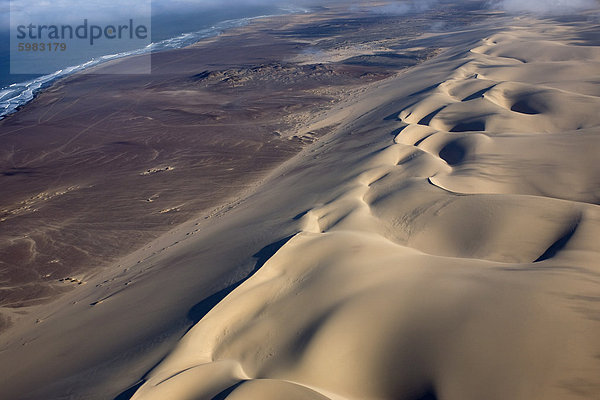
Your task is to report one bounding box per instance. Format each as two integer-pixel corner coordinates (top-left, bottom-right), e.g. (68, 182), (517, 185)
(1, 6), (599, 400)
(129, 15), (600, 400)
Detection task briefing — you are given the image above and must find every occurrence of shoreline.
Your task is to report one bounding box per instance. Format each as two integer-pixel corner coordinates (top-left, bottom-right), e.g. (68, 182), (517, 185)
(0, 12), (299, 121)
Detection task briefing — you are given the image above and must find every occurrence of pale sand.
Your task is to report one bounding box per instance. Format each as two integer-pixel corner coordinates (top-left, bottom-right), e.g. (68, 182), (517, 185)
(1, 10), (600, 400)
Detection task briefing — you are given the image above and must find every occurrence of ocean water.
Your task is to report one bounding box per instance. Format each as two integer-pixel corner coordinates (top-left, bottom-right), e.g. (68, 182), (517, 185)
(0, 3), (308, 119)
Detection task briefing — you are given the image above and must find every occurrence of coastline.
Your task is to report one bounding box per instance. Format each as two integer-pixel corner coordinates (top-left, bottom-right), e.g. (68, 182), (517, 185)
(0, 12), (299, 121)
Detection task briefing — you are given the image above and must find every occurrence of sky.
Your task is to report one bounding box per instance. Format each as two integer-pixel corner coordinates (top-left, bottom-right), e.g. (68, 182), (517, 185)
(3, 0), (311, 26)
(2, 0), (599, 29)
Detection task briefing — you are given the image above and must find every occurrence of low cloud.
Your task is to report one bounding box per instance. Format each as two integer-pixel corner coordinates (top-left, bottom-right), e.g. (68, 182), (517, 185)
(356, 0), (438, 15)
(7, 0), (316, 25)
(489, 0), (599, 15)
(9, 0), (151, 25)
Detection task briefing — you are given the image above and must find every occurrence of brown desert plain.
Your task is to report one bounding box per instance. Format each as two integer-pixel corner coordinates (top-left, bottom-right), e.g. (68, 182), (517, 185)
(0, 1), (600, 399)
